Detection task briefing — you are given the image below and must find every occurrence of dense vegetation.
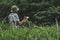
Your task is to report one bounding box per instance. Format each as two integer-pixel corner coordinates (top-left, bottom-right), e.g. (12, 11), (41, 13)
(0, 22), (59, 40)
(0, 25), (57, 40)
(0, 0), (60, 40)
(0, 0), (60, 25)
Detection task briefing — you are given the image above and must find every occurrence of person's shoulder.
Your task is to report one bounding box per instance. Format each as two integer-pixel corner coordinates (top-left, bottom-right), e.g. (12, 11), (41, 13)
(9, 13), (14, 16)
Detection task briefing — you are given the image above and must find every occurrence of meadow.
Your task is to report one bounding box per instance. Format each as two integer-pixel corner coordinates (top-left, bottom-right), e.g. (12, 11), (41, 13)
(0, 23), (58, 40)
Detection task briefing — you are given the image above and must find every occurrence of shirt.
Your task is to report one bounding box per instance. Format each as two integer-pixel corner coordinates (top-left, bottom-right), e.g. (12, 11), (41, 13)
(9, 13), (19, 22)
(8, 13), (19, 28)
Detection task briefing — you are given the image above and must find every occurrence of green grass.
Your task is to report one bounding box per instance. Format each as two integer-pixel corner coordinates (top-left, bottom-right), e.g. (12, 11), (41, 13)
(0, 24), (58, 40)
(0, 22), (58, 40)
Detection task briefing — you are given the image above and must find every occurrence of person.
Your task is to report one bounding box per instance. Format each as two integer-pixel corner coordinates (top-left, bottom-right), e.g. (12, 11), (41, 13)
(8, 5), (20, 28)
(8, 5), (29, 28)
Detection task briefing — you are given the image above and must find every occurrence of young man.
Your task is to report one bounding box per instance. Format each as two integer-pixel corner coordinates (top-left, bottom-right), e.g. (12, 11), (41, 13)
(8, 5), (20, 28)
(8, 5), (29, 28)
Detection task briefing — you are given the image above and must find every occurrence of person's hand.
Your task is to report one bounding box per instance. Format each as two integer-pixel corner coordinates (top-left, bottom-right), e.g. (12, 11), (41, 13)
(24, 16), (29, 20)
(26, 16), (29, 19)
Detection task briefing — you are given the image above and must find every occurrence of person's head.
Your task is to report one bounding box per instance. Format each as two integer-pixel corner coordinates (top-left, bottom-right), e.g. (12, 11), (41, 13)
(11, 5), (19, 13)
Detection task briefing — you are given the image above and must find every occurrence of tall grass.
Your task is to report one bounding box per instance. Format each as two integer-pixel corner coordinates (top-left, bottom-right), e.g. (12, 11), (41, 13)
(0, 22), (57, 40)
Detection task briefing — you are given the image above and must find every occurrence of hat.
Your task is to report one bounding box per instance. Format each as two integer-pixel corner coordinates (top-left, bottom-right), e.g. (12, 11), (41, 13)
(11, 5), (19, 12)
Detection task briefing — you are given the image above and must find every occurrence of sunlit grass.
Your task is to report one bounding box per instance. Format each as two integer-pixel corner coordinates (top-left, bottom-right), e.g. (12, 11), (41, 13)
(0, 23), (57, 40)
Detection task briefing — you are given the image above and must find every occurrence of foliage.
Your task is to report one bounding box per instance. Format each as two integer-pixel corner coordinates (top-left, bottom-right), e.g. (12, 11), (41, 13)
(0, 0), (60, 25)
(0, 0), (59, 40)
(0, 25), (57, 40)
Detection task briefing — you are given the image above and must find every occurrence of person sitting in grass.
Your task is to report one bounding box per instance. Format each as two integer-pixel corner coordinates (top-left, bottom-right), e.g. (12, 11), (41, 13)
(8, 5), (29, 28)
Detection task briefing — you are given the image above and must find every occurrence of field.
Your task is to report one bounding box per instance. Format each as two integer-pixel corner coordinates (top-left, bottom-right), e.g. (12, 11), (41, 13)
(0, 23), (58, 40)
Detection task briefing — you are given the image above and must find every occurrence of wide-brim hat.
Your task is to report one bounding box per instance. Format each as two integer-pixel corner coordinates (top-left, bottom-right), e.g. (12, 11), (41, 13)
(11, 5), (19, 12)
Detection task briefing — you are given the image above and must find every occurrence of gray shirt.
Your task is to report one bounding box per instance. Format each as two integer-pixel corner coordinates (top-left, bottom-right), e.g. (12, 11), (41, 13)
(9, 13), (19, 28)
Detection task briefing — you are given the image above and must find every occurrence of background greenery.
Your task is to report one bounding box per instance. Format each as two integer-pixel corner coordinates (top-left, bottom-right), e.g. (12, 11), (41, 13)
(0, 0), (60, 26)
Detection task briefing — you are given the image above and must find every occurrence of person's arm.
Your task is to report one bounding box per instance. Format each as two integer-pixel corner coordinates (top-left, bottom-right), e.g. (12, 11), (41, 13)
(23, 16), (29, 22)
(17, 16), (29, 25)
(17, 21), (24, 25)
(16, 15), (29, 25)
